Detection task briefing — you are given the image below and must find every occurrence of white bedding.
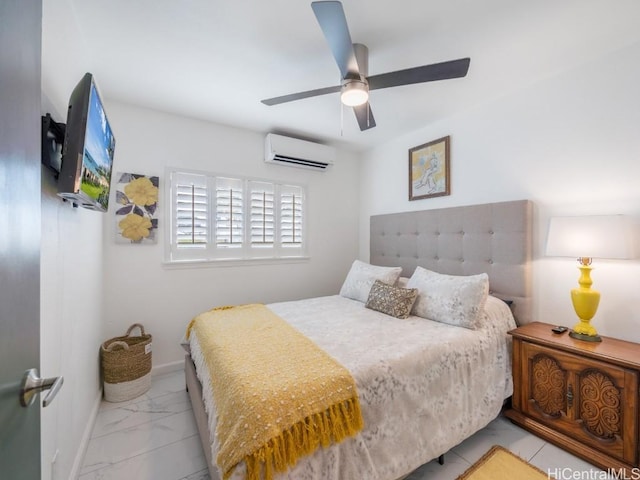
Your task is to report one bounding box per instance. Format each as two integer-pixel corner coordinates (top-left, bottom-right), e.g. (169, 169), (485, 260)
(189, 294), (516, 480)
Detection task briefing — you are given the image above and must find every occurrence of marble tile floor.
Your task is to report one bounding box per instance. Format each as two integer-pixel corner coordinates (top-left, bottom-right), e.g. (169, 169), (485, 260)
(80, 370), (611, 480)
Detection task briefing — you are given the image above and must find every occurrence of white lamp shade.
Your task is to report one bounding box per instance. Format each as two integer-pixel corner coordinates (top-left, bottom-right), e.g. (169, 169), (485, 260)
(546, 215), (633, 259)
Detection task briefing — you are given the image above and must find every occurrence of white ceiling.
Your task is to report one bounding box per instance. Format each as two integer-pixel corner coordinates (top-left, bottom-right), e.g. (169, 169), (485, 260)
(55, 0), (640, 152)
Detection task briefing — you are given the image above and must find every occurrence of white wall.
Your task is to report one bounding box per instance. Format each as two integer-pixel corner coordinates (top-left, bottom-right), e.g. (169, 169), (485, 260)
(40, 176), (105, 480)
(359, 41), (640, 342)
(102, 102), (360, 367)
(41, 2), (106, 479)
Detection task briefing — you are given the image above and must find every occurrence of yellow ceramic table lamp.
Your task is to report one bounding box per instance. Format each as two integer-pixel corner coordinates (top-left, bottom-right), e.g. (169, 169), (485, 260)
(546, 215), (632, 342)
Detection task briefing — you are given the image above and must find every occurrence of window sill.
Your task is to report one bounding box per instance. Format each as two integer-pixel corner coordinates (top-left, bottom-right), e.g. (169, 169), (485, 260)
(162, 256), (310, 269)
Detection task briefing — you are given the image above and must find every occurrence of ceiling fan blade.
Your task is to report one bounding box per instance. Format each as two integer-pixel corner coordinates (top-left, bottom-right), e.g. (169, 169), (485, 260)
(368, 58), (471, 91)
(261, 85), (341, 106)
(353, 102), (376, 131)
(311, 1), (359, 79)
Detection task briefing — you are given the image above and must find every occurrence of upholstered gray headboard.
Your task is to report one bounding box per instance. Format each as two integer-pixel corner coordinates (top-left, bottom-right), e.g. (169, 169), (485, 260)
(370, 199), (533, 325)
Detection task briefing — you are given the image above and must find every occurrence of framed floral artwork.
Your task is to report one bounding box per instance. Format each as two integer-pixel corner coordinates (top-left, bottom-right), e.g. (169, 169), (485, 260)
(408, 136), (450, 201)
(114, 172), (159, 244)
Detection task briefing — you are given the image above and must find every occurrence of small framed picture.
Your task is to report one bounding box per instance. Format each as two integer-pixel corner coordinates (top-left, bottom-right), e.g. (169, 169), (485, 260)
(408, 136), (450, 201)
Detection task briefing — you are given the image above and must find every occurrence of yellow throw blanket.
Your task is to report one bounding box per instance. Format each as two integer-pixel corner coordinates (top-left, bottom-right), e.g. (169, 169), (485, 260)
(187, 304), (363, 480)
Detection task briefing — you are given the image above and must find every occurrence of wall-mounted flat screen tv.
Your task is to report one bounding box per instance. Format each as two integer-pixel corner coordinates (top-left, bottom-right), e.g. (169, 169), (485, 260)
(58, 73), (115, 212)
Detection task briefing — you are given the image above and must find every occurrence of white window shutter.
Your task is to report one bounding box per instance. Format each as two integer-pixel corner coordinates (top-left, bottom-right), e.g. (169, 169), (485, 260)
(167, 169), (306, 263)
(280, 185), (304, 248)
(173, 172), (208, 249)
(249, 181), (275, 247)
(215, 177), (244, 248)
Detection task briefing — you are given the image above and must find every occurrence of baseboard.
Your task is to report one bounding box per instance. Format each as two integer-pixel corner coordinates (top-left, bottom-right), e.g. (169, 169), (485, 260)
(69, 387), (102, 480)
(152, 360), (183, 376)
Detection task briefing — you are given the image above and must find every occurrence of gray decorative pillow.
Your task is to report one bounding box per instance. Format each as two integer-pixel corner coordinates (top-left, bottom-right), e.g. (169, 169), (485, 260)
(406, 267), (489, 329)
(339, 260), (402, 303)
(365, 280), (419, 319)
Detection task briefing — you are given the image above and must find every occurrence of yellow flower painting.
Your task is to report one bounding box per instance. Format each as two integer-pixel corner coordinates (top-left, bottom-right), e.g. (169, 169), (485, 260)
(118, 213), (152, 242)
(124, 177), (159, 206)
(115, 172), (159, 244)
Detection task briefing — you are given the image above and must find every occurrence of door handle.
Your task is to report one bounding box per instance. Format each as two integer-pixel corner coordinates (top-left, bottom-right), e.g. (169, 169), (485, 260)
(20, 368), (64, 408)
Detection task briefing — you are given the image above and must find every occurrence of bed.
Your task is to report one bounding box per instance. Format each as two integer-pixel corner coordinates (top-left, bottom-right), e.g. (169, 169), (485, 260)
(184, 199), (533, 480)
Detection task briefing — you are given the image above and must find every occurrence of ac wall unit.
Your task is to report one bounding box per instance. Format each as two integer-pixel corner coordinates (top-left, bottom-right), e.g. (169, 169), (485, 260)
(264, 133), (335, 171)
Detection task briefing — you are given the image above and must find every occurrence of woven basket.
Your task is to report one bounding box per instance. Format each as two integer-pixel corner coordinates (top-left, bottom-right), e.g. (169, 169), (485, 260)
(101, 324), (152, 402)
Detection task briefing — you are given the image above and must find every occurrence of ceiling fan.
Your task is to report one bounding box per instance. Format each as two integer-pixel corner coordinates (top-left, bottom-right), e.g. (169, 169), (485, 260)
(261, 1), (471, 131)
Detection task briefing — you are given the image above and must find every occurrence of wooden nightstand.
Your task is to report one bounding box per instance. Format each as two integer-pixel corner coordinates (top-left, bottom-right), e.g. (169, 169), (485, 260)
(505, 321), (640, 474)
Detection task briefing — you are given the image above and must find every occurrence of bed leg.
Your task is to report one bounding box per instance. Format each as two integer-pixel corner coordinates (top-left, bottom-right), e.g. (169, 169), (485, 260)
(438, 454), (444, 465)
(186, 384), (189, 393)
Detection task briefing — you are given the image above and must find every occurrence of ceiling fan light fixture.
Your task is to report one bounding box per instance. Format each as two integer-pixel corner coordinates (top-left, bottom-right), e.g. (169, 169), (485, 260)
(340, 80), (369, 107)
(260, 2), (470, 132)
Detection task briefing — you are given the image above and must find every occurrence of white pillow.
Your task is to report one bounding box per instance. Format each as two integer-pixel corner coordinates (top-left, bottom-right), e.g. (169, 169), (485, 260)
(339, 260), (402, 303)
(406, 267), (489, 329)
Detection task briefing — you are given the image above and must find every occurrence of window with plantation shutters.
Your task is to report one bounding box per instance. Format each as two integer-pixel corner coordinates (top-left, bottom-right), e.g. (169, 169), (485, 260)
(167, 168), (307, 264)
(280, 185), (303, 248)
(215, 177), (243, 248)
(250, 181), (274, 248)
(172, 172), (208, 256)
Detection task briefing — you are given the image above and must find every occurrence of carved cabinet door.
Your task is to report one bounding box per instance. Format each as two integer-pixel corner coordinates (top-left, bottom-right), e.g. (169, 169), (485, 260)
(521, 342), (638, 465)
